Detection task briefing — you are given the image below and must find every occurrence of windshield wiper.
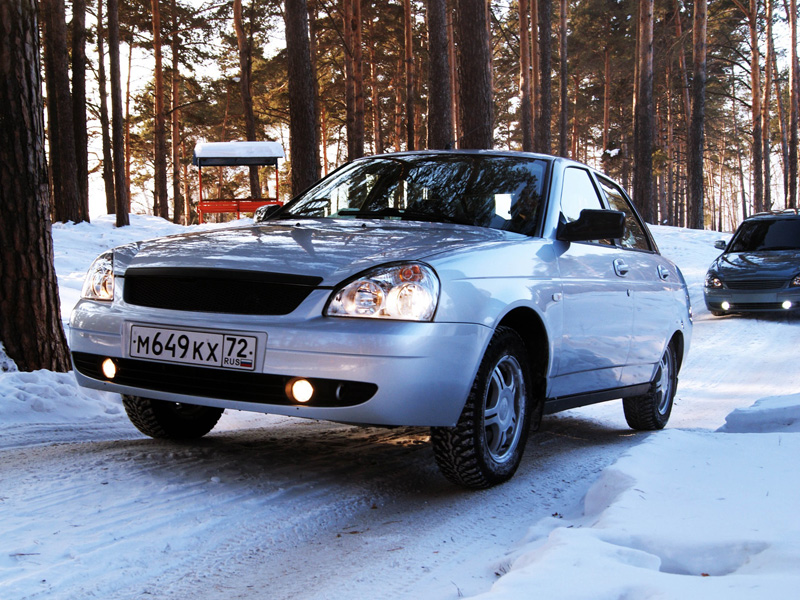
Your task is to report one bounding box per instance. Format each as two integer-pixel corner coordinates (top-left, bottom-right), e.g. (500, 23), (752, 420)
(339, 207), (468, 225)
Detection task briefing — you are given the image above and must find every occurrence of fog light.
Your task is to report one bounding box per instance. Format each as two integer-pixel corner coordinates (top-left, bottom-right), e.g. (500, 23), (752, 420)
(720, 301), (731, 311)
(101, 358), (117, 379)
(289, 379), (314, 403)
(782, 300), (793, 310)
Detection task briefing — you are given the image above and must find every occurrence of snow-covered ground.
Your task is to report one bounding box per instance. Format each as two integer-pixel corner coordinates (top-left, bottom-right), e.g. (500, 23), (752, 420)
(1, 216), (799, 599)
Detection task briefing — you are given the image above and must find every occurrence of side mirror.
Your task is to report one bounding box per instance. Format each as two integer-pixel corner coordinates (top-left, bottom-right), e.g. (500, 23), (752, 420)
(255, 203), (282, 223)
(714, 240), (727, 250)
(557, 209), (626, 242)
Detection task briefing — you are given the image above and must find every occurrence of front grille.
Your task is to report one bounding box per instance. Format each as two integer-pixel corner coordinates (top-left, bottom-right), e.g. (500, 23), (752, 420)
(729, 302), (787, 310)
(72, 352), (377, 407)
(725, 279), (785, 290)
(123, 268), (323, 315)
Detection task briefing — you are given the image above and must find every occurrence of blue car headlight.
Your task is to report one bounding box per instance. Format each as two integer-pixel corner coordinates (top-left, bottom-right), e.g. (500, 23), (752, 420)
(704, 272), (723, 289)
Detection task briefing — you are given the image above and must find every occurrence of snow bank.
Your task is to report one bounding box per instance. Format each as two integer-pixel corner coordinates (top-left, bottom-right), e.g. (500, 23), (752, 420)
(477, 396), (800, 599)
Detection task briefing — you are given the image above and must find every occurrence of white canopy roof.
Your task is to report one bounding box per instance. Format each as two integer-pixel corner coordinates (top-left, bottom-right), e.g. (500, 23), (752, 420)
(192, 141), (285, 166)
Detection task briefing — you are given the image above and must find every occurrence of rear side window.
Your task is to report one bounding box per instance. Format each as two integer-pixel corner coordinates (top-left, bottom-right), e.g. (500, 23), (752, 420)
(596, 176), (652, 251)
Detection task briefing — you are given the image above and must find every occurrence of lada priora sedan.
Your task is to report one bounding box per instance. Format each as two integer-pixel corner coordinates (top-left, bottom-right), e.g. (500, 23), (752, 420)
(71, 151), (692, 488)
(705, 211), (800, 316)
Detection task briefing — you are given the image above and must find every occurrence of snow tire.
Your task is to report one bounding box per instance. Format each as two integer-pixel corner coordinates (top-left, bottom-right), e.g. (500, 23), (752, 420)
(122, 395), (223, 440)
(431, 327), (537, 489)
(622, 343), (678, 431)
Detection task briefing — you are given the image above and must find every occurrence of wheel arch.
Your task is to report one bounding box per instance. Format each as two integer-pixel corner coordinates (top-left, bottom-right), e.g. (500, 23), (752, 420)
(668, 330), (686, 373)
(496, 307), (550, 396)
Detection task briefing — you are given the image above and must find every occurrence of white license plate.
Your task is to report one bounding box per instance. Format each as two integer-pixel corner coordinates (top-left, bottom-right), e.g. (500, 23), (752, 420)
(129, 325), (257, 371)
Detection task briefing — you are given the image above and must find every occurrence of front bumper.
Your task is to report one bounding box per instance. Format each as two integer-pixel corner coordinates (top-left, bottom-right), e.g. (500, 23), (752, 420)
(69, 296), (491, 427)
(704, 286), (800, 313)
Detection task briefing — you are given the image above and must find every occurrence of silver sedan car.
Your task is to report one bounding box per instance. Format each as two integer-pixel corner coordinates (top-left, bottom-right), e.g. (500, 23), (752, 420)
(71, 151), (692, 488)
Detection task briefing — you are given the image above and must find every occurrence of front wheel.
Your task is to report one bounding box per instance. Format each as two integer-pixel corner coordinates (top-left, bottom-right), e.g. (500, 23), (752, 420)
(622, 343), (678, 431)
(122, 395), (223, 440)
(431, 327), (536, 489)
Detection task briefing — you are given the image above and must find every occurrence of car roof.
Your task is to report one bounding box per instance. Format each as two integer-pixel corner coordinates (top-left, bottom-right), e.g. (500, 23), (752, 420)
(742, 209), (800, 222)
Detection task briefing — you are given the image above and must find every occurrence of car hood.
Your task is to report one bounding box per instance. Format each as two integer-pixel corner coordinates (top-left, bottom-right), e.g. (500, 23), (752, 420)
(712, 250), (800, 279)
(113, 219), (517, 285)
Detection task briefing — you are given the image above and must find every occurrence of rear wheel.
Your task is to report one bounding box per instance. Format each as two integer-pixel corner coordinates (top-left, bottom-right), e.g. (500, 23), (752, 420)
(431, 327), (536, 489)
(122, 395), (223, 439)
(622, 343), (677, 430)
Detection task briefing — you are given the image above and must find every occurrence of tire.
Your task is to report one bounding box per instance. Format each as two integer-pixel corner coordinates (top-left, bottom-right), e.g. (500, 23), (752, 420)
(431, 327), (537, 489)
(710, 310), (726, 317)
(622, 343), (678, 431)
(122, 395), (223, 440)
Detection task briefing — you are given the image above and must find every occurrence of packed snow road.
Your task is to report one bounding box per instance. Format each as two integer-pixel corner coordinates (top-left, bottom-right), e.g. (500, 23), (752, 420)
(3, 219), (800, 599)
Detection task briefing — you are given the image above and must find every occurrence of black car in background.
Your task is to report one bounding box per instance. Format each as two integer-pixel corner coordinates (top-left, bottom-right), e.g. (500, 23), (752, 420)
(705, 210), (800, 316)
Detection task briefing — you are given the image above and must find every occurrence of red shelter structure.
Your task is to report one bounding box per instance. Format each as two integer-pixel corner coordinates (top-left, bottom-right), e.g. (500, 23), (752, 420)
(192, 141), (285, 223)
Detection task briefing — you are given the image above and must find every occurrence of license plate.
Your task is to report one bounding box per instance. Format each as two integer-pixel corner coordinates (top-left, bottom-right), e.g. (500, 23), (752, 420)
(129, 325), (257, 371)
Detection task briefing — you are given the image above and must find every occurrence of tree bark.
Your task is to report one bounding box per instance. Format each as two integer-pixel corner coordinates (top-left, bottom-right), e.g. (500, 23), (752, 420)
(688, 0), (707, 229)
(762, 0), (773, 211)
(427, 0), (452, 149)
(285, 0), (320, 195)
(108, 0), (130, 225)
(535, 0), (552, 153)
(404, 0), (415, 150)
(40, 0), (83, 224)
(151, 0), (169, 217)
(171, 0), (183, 224)
(96, 0), (116, 215)
(0, 0), (71, 371)
(71, 0), (90, 221)
(454, 0), (493, 149)
(633, 0), (655, 222)
(557, 0), (568, 157)
(519, 0), (533, 152)
(234, 0), (261, 197)
(747, 0), (763, 213)
(789, 0), (798, 208)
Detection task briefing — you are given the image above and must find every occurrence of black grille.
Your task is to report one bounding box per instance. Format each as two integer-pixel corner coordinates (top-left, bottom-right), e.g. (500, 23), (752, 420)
(726, 279), (786, 290)
(72, 352), (377, 407)
(729, 302), (788, 310)
(123, 268), (323, 315)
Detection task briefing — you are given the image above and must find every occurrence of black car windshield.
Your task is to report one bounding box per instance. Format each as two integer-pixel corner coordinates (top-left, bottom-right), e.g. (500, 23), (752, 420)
(728, 218), (800, 252)
(274, 154), (549, 235)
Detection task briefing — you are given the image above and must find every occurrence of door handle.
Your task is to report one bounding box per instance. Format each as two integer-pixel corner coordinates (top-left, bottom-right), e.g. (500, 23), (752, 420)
(613, 259), (629, 277)
(658, 265), (670, 280)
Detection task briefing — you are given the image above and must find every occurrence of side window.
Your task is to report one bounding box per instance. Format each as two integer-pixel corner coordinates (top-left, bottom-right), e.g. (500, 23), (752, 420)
(560, 167), (613, 246)
(596, 176), (652, 251)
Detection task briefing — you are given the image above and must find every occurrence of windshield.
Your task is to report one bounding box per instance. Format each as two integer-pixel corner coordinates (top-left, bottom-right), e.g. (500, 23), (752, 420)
(274, 154), (549, 235)
(728, 218), (800, 252)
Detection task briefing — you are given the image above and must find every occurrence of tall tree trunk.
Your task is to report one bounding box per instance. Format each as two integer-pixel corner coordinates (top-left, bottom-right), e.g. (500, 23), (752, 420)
(368, 18), (383, 153)
(404, 0), (415, 150)
(557, 0), (568, 157)
(535, 0), (552, 153)
(41, 0), (82, 223)
(688, 0), (707, 229)
(603, 45), (610, 152)
(427, 0), (452, 149)
(454, 0), (493, 149)
(125, 36), (132, 202)
(108, 0), (129, 225)
(633, 0), (655, 222)
(171, 0), (183, 224)
(772, 46), (790, 207)
(448, 2), (460, 145)
(151, 0), (169, 217)
(352, 0), (365, 156)
(789, 0), (798, 208)
(747, 0), (763, 213)
(519, 0), (533, 151)
(762, 0), (773, 211)
(0, 0), (71, 371)
(96, 0), (116, 215)
(672, 1), (691, 137)
(71, 0), (90, 221)
(285, 0), (320, 195)
(531, 0), (539, 142)
(233, 0), (261, 197)
(308, 0), (322, 162)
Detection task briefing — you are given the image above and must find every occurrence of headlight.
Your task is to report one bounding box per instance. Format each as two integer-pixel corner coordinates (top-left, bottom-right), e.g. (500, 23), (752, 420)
(791, 275), (800, 287)
(81, 251), (115, 301)
(326, 263), (440, 321)
(704, 272), (723, 289)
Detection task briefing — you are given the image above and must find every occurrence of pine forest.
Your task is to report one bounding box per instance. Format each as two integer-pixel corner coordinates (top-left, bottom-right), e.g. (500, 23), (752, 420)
(33, 0), (800, 231)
